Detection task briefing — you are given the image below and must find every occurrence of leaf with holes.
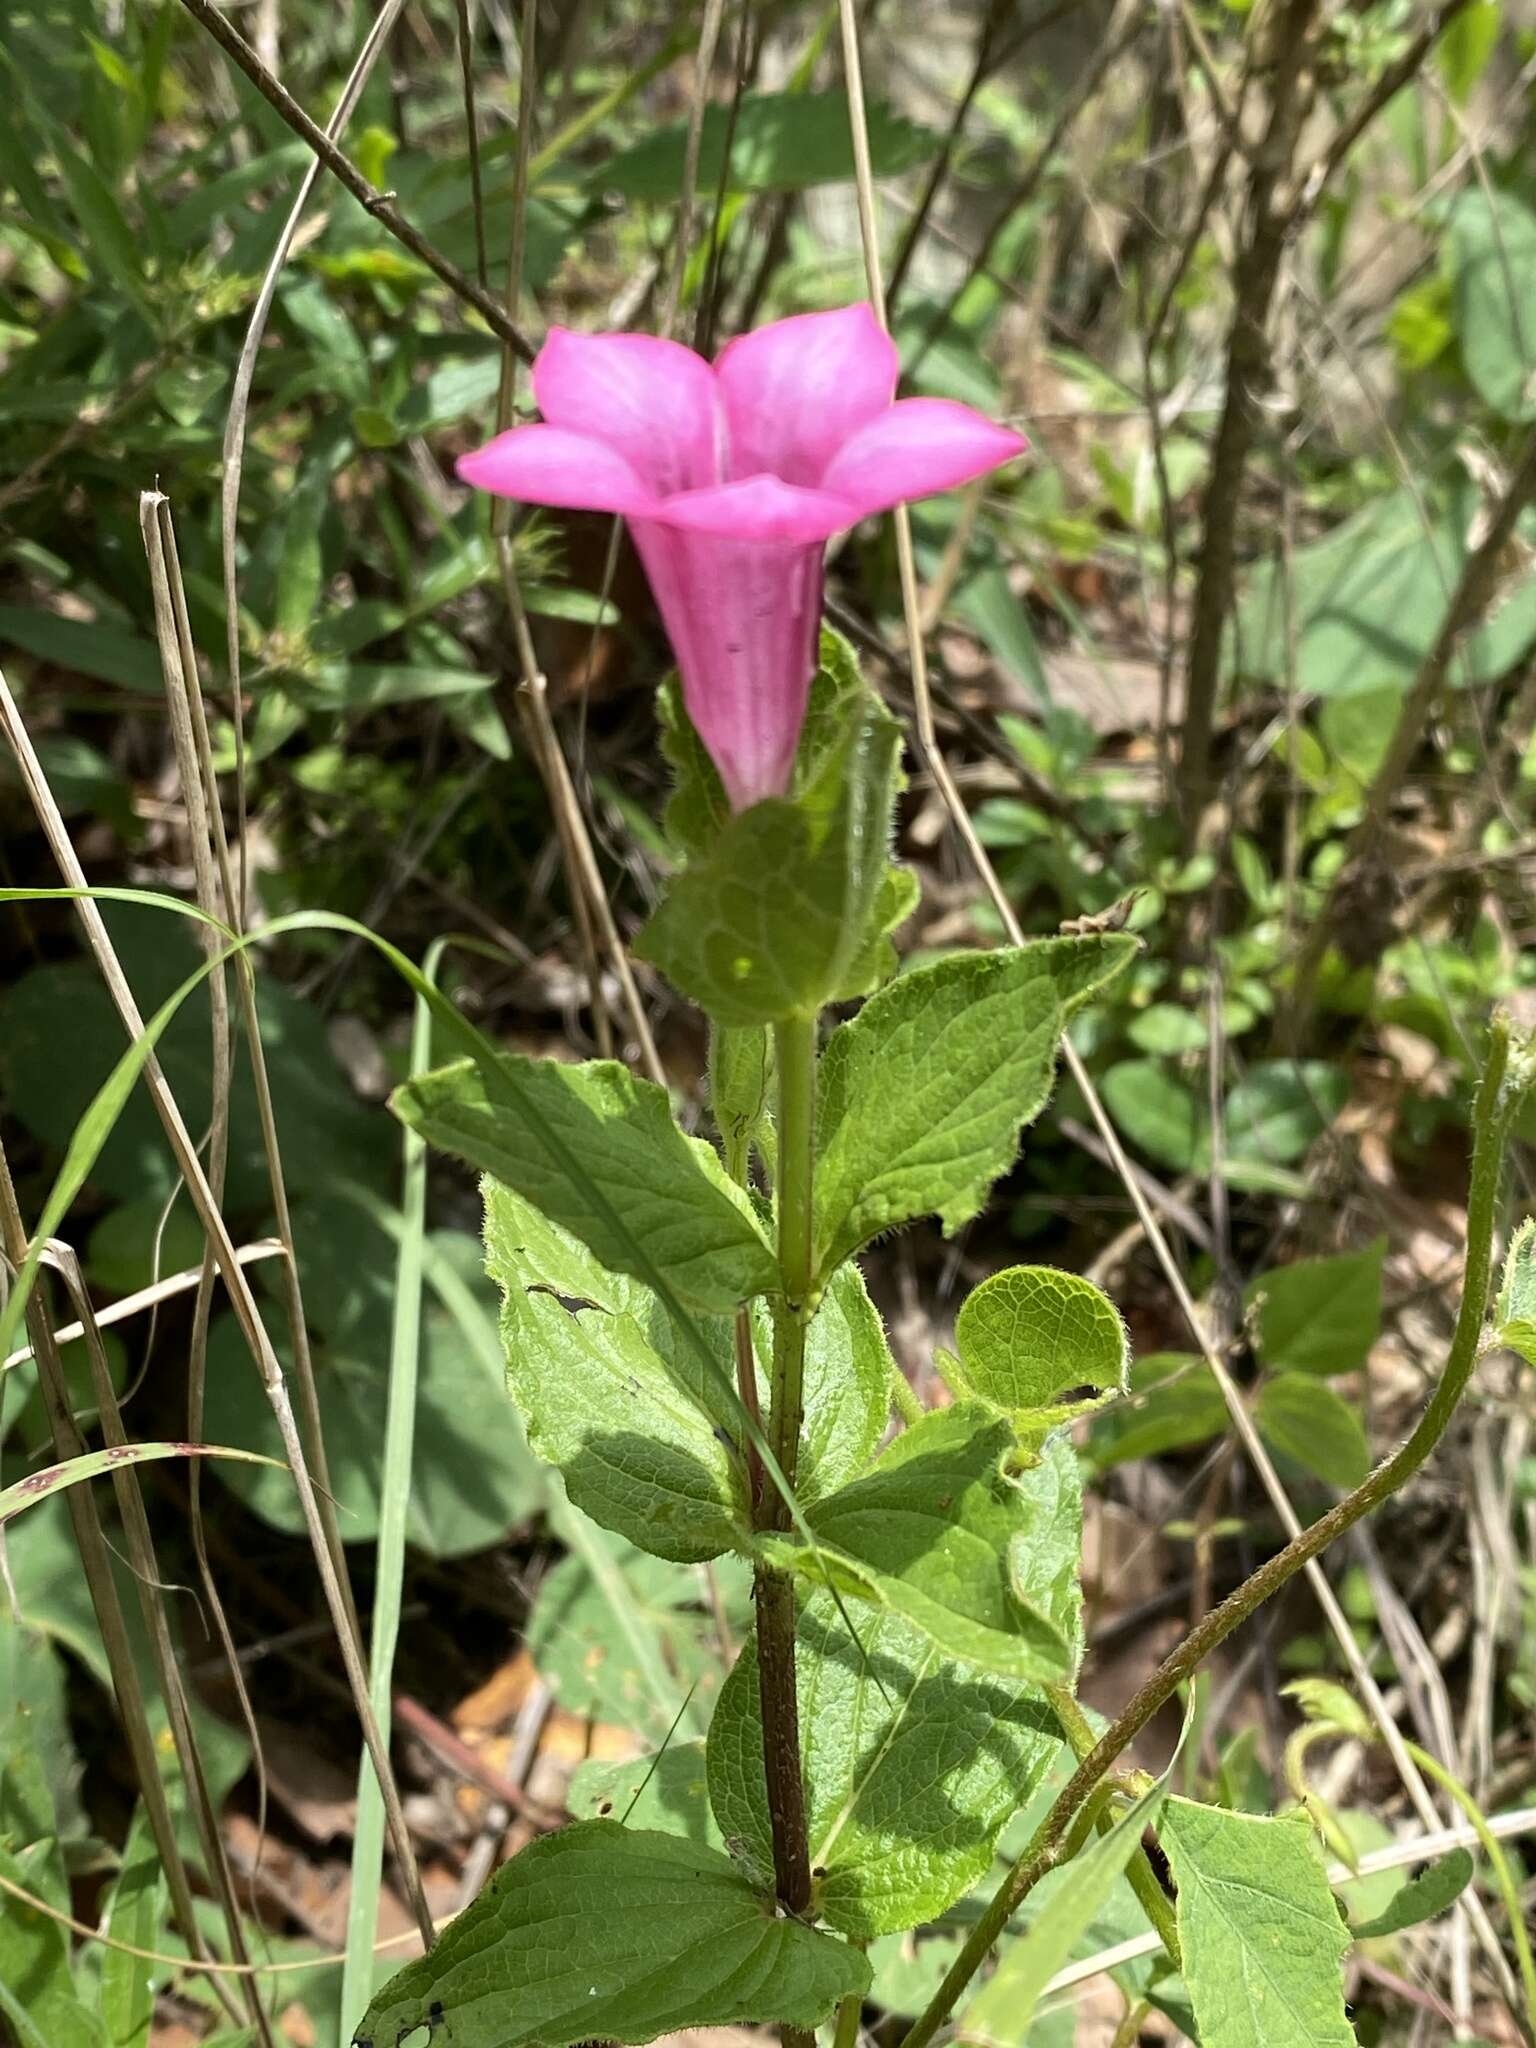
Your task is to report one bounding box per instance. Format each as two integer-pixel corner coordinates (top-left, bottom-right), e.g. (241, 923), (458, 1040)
(948, 1265), (1129, 1419)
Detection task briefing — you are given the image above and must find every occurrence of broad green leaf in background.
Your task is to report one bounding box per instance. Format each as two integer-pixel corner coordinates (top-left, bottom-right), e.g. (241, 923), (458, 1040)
(761, 1408), (1083, 1684)
(393, 1052), (777, 1312)
(1236, 482), (1536, 699)
(1099, 1059), (1346, 1189)
(637, 688), (906, 1025)
(1447, 186), (1536, 421)
(1159, 1799), (1355, 2048)
(949, 1265), (1129, 1416)
(1350, 1849), (1473, 1940)
(959, 1772), (1172, 2045)
(99, 1806), (165, 2048)
(1255, 1373), (1371, 1490)
(354, 1822), (871, 2047)
(592, 89), (936, 200)
(0, 1611), (84, 1846)
(706, 1594), (1057, 1935)
(525, 1534), (748, 1742)
(0, 1840), (107, 2048)
(203, 1228), (540, 1556)
(1089, 1354), (1228, 1471)
(1246, 1241), (1385, 1378)
(484, 1182), (744, 1560)
(568, 1744), (722, 1850)
(813, 937), (1137, 1275)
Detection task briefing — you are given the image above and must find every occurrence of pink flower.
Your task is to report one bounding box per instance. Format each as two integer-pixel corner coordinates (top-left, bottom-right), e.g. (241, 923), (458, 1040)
(458, 304), (1026, 810)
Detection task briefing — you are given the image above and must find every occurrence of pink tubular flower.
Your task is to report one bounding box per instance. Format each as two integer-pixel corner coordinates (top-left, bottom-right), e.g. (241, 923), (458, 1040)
(458, 304), (1026, 810)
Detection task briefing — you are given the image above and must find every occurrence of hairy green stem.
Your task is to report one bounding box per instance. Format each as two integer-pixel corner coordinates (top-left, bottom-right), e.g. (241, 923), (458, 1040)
(752, 1012), (820, 1942)
(1046, 1684), (1182, 1973)
(898, 1019), (1524, 2048)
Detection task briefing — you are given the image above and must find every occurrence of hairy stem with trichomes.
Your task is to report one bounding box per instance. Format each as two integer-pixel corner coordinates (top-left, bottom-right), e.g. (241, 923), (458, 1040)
(897, 1016), (1527, 2048)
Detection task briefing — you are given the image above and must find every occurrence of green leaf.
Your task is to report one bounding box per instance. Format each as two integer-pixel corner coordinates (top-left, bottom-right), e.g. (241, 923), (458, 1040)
(707, 1594), (1056, 1936)
(1255, 1374), (1370, 1490)
(482, 1183), (886, 1554)
(1247, 1242), (1384, 1378)
(813, 938), (1137, 1275)
(353, 1821), (871, 2047)
(1495, 1216), (1536, 1360)
(484, 1182), (743, 1561)
(762, 1408), (1083, 1684)
(1100, 1059), (1346, 1185)
(99, 1807), (165, 2048)
(568, 1744), (722, 1849)
(1438, 2), (1501, 103)
(593, 89), (937, 200)
(1448, 186), (1536, 421)
(710, 1024), (772, 1166)
(0, 1840), (107, 2048)
(0, 1440), (280, 1525)
(392, 1052), (777, 1313)
(0, 605), (162, 693)
(1159, 1799), (1355, 2048)
(526, 1534), (747, 1741)
(950, 1265), (1129, 1416)
(1088, 1354), (1229, 1471)
(203, 1227), (543, 1558)
(1283, 1678), (1373, 1744)
(1237, 482), (1536, 700)
(636, 688), (905, 1026)
(1350, 1849), (1473, 1940)
(959, 1771), (1172, 2044)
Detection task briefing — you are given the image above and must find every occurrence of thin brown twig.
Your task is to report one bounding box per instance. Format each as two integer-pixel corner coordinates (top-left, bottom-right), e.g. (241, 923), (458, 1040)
(172, 0), (535, 360)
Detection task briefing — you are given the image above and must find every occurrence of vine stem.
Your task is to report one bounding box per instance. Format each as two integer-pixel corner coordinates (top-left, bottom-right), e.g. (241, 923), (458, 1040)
(752, 1012), (818, 1997)
(897, 1017), (1525, 2048)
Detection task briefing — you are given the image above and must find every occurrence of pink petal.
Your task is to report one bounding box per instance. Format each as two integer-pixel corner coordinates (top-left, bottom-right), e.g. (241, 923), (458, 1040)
(715, 303), (899, 487)
(820, 397), (1028, 518)
(532, 327), (721, 497)
(653, 474), (858, 544)
(630, 518), (823, 810)
(456, 424), (658, 517)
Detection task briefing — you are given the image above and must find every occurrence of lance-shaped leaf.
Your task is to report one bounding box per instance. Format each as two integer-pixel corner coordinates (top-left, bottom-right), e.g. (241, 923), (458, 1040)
(707, 1594), (1057, 1935)
(1159, 1799), (1355, 2048)
(813, 937), (1136, 1276)
(759, 1405), (1083, 1685)
(1349, 1849), (1472, 1940)
(948, 1264), (1129, 1422)
(484, 1184), (888, 1559)
(393, 1051), (776, 1313)
(637, 687), (907, 1026)
(352, 1822), (870, 2048)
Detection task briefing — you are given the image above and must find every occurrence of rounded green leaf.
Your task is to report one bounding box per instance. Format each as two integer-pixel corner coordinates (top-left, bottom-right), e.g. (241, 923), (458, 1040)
(953, 1265), (1129, 1414)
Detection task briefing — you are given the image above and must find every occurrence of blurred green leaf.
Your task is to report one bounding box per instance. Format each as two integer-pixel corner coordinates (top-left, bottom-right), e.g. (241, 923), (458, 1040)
(594, 90), (937, 200)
